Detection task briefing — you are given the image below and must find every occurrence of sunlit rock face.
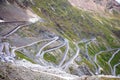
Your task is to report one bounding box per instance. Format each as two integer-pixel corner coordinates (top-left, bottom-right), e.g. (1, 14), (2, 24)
(68, 0), (106, 12)
(116, 0), (120, 3)
(68, 0), (120, 14)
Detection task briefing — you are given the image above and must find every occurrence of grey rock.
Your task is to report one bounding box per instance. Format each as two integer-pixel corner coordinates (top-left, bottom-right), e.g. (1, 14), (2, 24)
(0, 60), (80, 80)
(0, 60), (119, 80)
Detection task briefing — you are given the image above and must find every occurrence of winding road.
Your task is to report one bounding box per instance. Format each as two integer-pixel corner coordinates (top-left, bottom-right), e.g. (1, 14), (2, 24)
(0, 19), (120, 76)
(40, 38), (67, 59)
(0, 16), (42, 62)
(94, 48), (119, 74)
(61, 42), (80, 70)
(113, 63), (120, 76)
(36, 36), (59, 57)
(58, 39), (69, 67)
(108, 49), (120, 75)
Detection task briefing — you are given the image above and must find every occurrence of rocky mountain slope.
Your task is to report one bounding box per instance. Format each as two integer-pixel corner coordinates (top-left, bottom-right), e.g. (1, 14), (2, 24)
(0, 60), (120, 80)
(69, 0), (120, 14)
(0, 0), (120, 79)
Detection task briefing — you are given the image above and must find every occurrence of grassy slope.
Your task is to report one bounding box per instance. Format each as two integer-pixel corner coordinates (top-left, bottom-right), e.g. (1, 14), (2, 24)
(18, 0), (120, 75)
